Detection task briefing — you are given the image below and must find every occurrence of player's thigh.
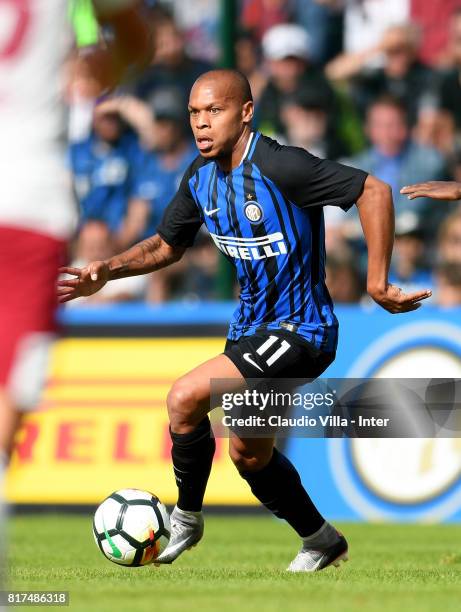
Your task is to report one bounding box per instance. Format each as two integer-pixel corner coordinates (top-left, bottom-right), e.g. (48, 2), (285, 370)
(0, 227), (65, 411)
(167, 353), (244, 430)
(228, 433), (275, 472)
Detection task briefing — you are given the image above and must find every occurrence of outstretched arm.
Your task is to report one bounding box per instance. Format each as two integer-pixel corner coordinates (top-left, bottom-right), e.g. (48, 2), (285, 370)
(58, 235), (184, 303)
(357, 175), (432, 313)
(400, 181), (461, 201)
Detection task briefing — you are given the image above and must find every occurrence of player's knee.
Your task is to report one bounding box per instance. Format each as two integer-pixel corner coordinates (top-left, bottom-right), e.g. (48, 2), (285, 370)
(167, 381), (199, 433)
(229, 445), (271, 473)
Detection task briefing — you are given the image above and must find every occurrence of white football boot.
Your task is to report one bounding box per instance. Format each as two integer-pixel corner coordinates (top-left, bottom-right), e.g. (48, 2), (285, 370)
(287, 522), (349, 572)
(155, 506), (204, 564)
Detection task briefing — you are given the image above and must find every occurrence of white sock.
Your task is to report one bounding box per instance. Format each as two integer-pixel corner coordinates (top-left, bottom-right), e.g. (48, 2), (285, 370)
(302, 522), (339, 548)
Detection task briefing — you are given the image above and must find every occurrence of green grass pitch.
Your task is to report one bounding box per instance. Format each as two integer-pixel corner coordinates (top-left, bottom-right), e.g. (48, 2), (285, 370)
(6, 514), (461, 612)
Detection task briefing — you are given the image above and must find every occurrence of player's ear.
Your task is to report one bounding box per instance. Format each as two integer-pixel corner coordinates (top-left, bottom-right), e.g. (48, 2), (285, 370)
(242, 100), (254, 125)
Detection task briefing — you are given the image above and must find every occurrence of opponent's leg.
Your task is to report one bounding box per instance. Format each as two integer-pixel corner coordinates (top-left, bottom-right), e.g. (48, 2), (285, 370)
(156, 354), (243, 564)
(230, 436), (348, 572)
(0, 390), (22, 461)
(0, 390), (17, 593)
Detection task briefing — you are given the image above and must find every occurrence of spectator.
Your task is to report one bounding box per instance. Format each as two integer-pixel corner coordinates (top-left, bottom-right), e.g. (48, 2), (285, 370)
(389, 211), (433, 294)
(411, 0), (461, 68)
(162, 0), (220, 63)
(136, 88), (198, 239)
(437, 208), (461, 265)
(327, 22), (434, 125)
(69, 105), (150, 250)
(138, 90), (216, 303)
(241, 0), (293, 42)
(326, 248), (363, 304)
(132, 9), (212, 108)
(68, 220), (147, 305)
(258, 23), (337, 135)
(342, 0), (410, 59)
(450, 149), (461, 184)
(435, 262), (461, 306)
(280, 88), (347, 159)
(413, 102), (456, 158)
(437, 10), (461, 132)
(345, 96), (448, 239)
(96, 89), (197, 238)
(148, 229), (218, 303)
(235, 32), (268, 104)
(398, 187), (461, 304)
(95, 88), (217, 304)
(293, 0), (344, 66)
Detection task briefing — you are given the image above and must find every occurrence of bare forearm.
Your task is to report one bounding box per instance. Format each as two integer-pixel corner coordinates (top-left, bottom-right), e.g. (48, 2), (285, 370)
(325, 45), (380, 81)
(105, 235), (184, 280)
(356, 176), (394, 293)
(118, 97), (156, 148)
(97, 97), (155, 148)
(349, 175), (431, 313)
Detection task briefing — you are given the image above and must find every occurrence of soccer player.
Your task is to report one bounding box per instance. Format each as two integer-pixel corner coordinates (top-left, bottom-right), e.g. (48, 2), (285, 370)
(0, 1), (152, 473)
(58, 70), (432, 572)
(401, 181), (461, 201)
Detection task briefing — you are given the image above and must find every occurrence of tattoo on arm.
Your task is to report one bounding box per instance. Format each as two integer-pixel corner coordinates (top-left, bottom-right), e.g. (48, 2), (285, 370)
(107, 235), (183, 280)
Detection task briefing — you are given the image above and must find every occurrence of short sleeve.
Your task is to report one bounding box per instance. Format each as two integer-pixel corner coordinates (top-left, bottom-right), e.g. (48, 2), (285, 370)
(253, 136), (368, 211)
(156, 160), (203, 248)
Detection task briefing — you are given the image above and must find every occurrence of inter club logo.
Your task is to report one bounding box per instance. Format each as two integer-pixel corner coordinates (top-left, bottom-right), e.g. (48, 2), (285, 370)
(244, 199), (263, 223)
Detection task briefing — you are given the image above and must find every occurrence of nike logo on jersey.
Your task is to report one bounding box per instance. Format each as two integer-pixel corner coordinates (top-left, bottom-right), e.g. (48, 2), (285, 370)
(243, 353), (263, 372)
(210, 232), (288, 261)
(204, 207), (220, 217)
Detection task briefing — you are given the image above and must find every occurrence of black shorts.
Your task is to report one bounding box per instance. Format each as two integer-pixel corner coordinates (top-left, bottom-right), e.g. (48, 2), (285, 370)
(224, 328), (335, 380)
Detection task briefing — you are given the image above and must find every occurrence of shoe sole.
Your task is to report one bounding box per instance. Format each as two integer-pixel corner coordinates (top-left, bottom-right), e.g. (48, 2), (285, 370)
(331, 552), (349, 568)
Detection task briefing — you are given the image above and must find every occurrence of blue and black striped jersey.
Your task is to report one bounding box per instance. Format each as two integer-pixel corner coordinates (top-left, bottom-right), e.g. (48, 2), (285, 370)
(157, 132), (367, 352)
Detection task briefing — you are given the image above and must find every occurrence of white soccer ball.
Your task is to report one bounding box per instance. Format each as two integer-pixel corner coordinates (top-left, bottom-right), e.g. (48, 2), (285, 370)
(93, 488), (170, 566)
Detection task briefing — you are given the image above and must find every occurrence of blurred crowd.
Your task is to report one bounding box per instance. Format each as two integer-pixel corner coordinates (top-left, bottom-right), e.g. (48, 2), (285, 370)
(65, 0), (461, 307)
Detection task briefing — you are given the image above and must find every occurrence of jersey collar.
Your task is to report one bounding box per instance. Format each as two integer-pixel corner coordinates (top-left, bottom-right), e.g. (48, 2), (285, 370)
(216, 131), (259, 178)
(239, 131), (255, 166)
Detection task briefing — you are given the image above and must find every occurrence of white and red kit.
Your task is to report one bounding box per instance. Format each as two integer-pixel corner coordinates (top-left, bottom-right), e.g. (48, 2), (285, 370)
(0, 0), (135, 407)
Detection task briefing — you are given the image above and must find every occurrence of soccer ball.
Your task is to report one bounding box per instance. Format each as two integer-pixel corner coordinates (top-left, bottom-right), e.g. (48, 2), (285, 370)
(93, 488), (170, 566)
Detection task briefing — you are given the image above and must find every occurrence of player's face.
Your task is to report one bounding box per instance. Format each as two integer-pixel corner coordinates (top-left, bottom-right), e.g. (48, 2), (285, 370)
(188, 81), (253, 159)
